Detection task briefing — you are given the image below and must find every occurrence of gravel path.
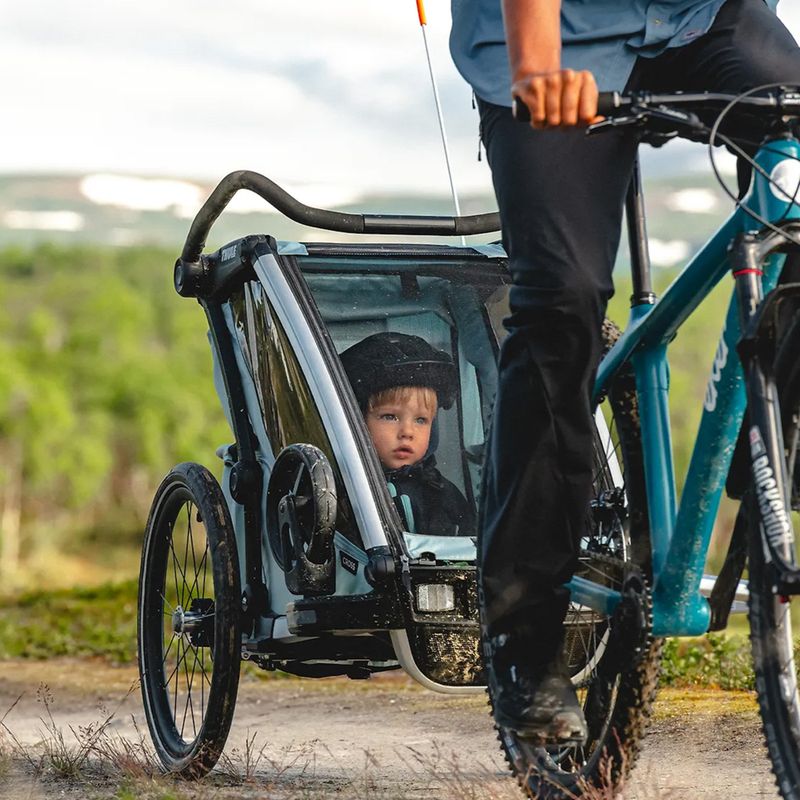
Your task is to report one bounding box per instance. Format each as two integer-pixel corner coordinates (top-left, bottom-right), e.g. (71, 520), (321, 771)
(0, 659), (781, 799)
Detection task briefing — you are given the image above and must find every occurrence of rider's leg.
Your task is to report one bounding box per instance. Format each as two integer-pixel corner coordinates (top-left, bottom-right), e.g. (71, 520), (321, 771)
(478, 98), (638, 737)
(629, 0), (800, 100)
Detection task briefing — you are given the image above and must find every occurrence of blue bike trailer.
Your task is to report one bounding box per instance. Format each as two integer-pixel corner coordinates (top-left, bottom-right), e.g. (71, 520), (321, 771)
(176, 173), (509, 691)
(138, 169), (633, 777)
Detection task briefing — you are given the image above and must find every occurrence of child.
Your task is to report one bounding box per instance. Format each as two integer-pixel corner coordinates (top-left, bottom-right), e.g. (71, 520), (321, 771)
(340, 332), (475, 537)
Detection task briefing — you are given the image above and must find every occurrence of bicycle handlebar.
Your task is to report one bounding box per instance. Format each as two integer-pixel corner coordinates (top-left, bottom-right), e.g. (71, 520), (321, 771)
(597, 89), (800, 115)
(180, 171), (502, 264)
(513, 88), (800, 137)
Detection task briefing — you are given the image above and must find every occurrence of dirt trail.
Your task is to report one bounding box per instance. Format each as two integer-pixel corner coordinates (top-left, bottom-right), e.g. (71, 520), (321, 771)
(0, 659), (780, 799)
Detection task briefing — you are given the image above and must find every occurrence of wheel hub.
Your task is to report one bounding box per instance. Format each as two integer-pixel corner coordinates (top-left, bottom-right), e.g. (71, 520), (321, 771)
(171, 606), (184, 634)
(171, 605), (206, 636)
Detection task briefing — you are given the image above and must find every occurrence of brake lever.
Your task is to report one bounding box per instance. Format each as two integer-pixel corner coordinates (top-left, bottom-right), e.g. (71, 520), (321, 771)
(587, 104), (708, 144)
(645, 105), (707, 133)
(587, 116), (676, 149)
(587, 114), (645, 135)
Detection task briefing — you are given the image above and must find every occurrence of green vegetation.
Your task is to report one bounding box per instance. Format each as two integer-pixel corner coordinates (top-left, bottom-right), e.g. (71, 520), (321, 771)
(0, 242), (742, 590)
(660, 634), (754, 691)
(0, 244), (231, 589)
(0, 577), (758, 693)
(0, 580), (138, 663)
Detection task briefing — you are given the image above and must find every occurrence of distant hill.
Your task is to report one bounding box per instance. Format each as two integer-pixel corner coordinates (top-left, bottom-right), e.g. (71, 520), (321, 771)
(0, 169), (738, 269)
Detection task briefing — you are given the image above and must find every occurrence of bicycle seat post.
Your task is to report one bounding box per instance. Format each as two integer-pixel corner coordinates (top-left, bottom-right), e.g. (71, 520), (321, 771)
(626, 154), (656, 308)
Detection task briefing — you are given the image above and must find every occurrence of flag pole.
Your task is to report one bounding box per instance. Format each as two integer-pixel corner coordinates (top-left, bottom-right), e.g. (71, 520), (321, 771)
(416, 0), (466, 245)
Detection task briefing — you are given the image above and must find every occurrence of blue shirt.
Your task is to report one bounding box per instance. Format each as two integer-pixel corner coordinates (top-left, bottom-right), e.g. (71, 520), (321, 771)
(450, 0), (781, 106)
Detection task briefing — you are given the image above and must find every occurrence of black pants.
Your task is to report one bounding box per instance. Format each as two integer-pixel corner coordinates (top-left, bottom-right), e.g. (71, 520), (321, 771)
(479, 0), (800, 643)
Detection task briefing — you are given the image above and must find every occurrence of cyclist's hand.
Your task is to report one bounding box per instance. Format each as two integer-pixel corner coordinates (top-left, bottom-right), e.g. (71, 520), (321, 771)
(511, 69), (602, 129)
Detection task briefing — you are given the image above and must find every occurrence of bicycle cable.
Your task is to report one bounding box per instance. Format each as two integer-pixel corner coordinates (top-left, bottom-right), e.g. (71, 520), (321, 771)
(707, 81), (800, 246)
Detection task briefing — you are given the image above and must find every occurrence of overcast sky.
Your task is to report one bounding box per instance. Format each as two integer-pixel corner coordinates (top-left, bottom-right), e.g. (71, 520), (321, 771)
(3, 1), (800, 197)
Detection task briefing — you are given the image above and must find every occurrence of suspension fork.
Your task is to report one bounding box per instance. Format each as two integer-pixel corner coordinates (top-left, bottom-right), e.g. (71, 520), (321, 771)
(732, 232), (800, 594)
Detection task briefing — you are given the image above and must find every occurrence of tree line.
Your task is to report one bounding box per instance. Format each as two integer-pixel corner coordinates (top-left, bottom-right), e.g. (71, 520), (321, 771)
(0, 244), (731, 589)
(0, 244), (230, 587)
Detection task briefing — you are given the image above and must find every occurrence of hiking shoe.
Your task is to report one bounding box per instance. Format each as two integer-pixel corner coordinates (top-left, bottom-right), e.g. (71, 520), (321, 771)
(486, 633), (588, 744)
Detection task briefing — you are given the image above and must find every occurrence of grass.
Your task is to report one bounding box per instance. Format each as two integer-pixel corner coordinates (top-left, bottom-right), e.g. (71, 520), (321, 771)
(0, 699), (673, 800)
(0, 578), (767, 693)
(0, 579), (139, 663)
(0, 689), (521, 800)
(660, 633), (755, 691)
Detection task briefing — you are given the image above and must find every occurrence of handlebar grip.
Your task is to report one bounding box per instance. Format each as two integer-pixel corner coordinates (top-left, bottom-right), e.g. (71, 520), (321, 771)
(513, 91), (621, 123)
(597, 91), (622, 117)
(512, 95), (530, 123)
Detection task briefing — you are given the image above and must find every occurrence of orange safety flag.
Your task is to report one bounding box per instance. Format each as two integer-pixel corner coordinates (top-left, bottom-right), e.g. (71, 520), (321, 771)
(416, 0), (427, 26)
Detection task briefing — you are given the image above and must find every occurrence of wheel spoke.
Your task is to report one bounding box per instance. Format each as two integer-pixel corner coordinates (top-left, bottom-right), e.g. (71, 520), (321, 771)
(170, 536), (189, 608)
(292, 463), (306, 495)
(185, 537), (210, 607)
(182, 505), (193, 605)
(164, 657), (180, 690)
(173, 635), (189, 677)
(162, 633), (178, 667)
(180, 640), (196, 739)
(188, 643), (211, 716)
(172, 636), (182, 722)
(188, 509), (199, 603)
(194, 544), (209, 600)
(159, 590), (176, 614)
(201, 644), (206, 722)
(187, 645), (201, 739)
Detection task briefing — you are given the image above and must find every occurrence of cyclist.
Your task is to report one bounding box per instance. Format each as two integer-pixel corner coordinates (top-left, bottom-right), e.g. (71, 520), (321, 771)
(449, 0), (799, 743)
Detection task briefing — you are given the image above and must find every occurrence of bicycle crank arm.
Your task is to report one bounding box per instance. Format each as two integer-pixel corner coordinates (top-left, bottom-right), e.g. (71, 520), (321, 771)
(566, 575), (622, 616)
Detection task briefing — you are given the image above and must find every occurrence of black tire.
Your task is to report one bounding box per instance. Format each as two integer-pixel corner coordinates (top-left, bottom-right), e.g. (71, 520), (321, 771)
(495, 319), (662, 799)
(138, 462), (241, 777)
(748, 314), (800, 800)
(266, 443), (337, 570)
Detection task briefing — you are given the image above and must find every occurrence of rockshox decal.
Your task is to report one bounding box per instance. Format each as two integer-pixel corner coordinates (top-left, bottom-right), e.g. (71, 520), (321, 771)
(750, 426), (793, 548)
(340, 552), (358, 575)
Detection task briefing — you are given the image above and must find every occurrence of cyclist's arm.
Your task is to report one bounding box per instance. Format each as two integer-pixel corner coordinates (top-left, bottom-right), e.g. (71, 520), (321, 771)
(503, 0), (600, 127)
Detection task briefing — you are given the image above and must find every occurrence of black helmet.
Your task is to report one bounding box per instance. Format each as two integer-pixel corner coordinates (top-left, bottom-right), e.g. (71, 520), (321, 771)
(340, 332), (457, 411)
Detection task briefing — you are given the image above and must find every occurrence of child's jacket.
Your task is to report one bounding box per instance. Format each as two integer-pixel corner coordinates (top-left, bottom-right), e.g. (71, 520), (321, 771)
(384, 454), (476, 537)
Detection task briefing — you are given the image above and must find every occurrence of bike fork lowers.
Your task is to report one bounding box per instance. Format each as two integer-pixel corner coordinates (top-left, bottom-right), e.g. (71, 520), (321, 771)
(732, 231), (800, 594)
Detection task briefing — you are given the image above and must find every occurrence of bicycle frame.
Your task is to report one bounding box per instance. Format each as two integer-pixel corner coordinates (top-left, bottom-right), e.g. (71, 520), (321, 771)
(568, 137), (800, 636)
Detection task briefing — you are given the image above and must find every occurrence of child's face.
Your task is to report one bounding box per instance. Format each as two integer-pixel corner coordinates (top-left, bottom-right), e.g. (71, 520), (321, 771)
(365, 387), (436, 470)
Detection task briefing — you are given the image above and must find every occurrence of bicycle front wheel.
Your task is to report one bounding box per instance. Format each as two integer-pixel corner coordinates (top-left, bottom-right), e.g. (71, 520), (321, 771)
(748, 319), (800, 800)
(138, 462), (241, 777)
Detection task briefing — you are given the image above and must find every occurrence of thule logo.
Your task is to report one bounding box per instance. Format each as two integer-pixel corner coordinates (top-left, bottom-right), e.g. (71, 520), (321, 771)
(221, 245), (238, 262)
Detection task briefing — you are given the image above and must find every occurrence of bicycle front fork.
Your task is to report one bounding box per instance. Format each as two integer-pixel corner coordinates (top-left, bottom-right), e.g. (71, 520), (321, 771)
(732, 230), (800, 594)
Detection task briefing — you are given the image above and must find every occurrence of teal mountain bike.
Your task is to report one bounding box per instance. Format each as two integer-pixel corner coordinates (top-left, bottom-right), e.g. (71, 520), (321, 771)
(501, 86), (800, 799)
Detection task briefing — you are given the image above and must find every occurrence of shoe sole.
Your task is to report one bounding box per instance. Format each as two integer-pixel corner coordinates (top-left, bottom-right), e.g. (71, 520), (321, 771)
(494, 712), (588, 746)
